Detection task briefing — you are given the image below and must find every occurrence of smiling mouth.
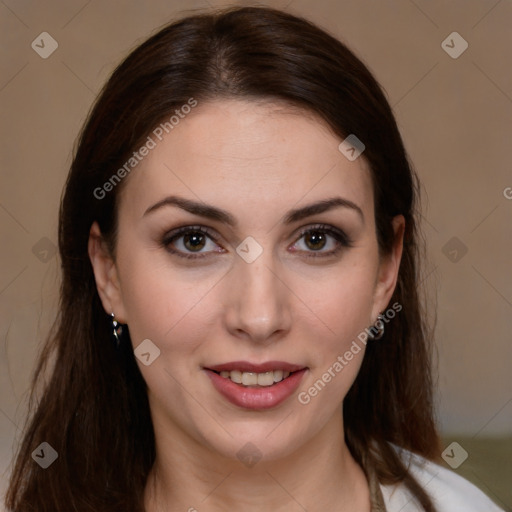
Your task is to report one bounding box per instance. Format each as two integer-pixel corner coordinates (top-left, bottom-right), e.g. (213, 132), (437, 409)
(205, 365), (308, 409)
(211, 369), (295, 387)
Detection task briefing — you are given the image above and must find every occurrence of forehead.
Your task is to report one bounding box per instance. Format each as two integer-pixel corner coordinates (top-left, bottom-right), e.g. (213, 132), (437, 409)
(118, 99), (373, 223)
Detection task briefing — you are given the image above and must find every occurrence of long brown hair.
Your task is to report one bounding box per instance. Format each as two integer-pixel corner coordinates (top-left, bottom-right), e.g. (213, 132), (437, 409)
(5, 6), (441, 511)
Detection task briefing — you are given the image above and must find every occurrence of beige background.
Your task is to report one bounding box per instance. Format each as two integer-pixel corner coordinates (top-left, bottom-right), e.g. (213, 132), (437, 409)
(1, 0), (511, 509)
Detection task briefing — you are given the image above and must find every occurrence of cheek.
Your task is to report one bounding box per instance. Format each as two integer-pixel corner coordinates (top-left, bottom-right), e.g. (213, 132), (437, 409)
(114, 240), (217, 350)
(302, 259), (377, 339)
(295, 259), (377, 402)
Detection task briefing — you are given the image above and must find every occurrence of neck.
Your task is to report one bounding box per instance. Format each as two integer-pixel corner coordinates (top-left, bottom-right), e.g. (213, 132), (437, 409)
(144, 411), (371, 512)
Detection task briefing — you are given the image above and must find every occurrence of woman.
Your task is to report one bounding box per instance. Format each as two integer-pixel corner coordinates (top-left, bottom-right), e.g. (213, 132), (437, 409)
(4, 6), (504, 512)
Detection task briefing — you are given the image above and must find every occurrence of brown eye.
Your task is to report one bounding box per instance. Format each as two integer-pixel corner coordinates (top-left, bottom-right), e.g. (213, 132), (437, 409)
(304, 231), (327, 251)
(182, 232), (207, 252)
(162, 226), (223, 259)
(291, 224), (353, 258)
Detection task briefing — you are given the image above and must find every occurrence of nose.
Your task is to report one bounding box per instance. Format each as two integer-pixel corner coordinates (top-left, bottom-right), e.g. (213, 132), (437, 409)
(223, 248), (292, 345)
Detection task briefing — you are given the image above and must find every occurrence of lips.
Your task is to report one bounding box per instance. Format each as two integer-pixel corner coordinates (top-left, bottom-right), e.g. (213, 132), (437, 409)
(204, 361), (308, 410)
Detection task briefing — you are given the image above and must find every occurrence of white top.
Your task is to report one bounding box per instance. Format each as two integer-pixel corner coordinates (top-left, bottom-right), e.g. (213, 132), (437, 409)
(380, 448), (505, 511)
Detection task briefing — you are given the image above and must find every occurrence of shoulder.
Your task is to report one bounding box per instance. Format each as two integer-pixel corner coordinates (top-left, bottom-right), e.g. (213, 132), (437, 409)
(379, 445), (505, 512)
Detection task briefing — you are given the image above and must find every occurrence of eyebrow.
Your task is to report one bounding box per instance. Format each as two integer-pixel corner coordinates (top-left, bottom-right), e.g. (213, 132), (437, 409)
(143, 195), (364, 226)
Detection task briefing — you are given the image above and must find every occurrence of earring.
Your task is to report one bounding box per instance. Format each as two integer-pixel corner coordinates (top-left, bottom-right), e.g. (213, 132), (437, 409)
(368, 313), (385, 341)
(111, 312), (124, 347)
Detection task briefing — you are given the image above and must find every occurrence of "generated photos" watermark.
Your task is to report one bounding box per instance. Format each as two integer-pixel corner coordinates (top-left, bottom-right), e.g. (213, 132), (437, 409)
(93, 98), (198, 200)
(298, 302), (402, 405)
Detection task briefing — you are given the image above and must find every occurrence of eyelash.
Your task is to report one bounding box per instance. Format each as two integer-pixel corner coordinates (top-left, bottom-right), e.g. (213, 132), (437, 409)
(161, 224), (353, 261)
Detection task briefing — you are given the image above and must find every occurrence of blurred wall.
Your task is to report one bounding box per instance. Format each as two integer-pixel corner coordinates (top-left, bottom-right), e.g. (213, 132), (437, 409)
(1, 0), (511, 506)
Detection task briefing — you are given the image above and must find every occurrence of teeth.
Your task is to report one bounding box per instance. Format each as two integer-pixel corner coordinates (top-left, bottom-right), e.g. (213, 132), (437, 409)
(242, 372), (258, 386)
(218, 369), (293, 386)
(229, 370), (242, 384)
(273, 370), (283, 382)
(257, 372), (274, 386)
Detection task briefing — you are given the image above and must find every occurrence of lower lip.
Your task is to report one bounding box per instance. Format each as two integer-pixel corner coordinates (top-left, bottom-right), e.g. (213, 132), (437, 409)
(205, 369), (307, 410)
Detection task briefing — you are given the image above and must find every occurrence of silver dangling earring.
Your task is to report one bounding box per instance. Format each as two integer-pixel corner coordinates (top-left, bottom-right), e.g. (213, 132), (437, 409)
(111, 312), (123, 347)
(368, 313), (385, 341)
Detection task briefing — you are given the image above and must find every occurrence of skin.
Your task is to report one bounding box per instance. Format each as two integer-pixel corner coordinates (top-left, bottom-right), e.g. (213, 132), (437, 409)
(88, 99), (404, 511)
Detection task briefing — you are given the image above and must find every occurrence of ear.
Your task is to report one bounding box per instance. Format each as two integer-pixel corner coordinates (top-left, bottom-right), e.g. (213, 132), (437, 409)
(88, 221), (128, 323)
(370, 215), (405, 321)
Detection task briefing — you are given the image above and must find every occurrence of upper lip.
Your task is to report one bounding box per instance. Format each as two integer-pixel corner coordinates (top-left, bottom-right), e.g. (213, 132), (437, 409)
(205, 361), (306, 373)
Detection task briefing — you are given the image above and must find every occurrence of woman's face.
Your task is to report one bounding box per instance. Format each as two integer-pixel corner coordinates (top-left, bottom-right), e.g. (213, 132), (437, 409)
(90, 99), (403, 463)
